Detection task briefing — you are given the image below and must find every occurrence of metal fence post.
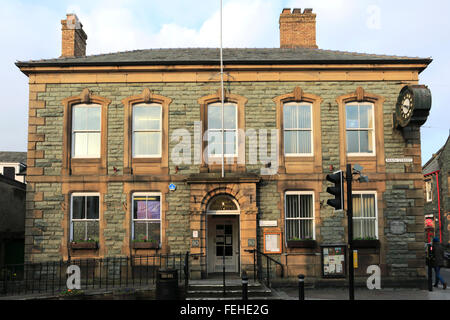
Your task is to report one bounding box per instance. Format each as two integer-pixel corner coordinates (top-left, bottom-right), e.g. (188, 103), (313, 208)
(298, 274), (305, 301)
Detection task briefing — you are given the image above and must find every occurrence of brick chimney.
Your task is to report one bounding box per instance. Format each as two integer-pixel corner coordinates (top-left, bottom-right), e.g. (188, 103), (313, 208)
(61, 14), (87, 57)
(279, 8), (318, 49)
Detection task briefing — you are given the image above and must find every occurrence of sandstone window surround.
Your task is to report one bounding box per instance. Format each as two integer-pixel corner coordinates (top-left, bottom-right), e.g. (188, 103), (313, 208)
(62, 89), (111, 176)
(336, 87), (386, 171)
(198, 89), (247, 172)
(352, 191), (378, 240)
(131, 192), (162, 246)
(70, 192), (100, 242)
(273, 86), (322, 174)
(122, 89), (171, 175)
(284, 191), (316, 241)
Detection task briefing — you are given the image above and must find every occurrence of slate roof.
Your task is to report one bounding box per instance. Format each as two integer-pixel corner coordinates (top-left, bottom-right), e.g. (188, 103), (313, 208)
(0, 152), (27, 164)
(16, 48), (432, 68)
(423, 135), (450, 175)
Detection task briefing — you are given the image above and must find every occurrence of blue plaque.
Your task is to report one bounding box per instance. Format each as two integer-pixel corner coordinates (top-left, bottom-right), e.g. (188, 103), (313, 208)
(169, 183), (176, 191)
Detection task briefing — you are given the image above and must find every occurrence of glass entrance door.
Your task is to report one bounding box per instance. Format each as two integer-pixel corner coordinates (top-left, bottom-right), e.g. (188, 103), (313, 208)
(207, 216), (239, 273)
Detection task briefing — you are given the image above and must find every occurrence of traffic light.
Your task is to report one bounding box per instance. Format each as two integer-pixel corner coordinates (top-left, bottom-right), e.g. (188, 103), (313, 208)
(326, 170), (344, 211)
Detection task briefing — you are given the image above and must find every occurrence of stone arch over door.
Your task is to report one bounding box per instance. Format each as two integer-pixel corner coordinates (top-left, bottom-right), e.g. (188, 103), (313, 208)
(187, 178), (260, 279)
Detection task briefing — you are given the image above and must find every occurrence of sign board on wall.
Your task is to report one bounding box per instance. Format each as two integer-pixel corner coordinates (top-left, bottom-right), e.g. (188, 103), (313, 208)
(321, 245), (347, 278)
(263, 231), (281, 254)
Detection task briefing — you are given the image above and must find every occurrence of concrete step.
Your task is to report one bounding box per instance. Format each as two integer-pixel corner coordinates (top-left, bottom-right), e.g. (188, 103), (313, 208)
(185, 281), (280, 300)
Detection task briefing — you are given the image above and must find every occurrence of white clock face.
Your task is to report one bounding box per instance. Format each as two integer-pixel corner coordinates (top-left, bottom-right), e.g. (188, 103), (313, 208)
(401, 93), (413, 119)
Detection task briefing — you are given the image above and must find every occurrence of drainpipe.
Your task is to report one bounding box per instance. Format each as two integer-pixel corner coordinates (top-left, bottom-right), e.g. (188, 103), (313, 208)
(424, 170), (441, 241)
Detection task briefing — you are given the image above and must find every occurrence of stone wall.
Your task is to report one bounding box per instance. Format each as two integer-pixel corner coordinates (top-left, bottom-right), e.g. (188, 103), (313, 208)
(25, 80), (426, 284)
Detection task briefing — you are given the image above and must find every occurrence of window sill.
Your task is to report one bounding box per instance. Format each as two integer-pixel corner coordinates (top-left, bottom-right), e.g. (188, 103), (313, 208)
(286, 240), (316, 249)
(352, 239), (379, 249)
(132, 157), (162, 164)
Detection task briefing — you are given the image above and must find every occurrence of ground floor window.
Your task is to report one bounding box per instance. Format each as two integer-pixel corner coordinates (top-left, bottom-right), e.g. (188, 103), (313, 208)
(132, 193), (161, 245)
(285, 191), (315, 241)
(70, 193), (100, 242)
(352, 192), (378, 239)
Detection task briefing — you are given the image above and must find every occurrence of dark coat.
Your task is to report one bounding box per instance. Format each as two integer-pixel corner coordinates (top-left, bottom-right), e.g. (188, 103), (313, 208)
(432, 243), (445, 267)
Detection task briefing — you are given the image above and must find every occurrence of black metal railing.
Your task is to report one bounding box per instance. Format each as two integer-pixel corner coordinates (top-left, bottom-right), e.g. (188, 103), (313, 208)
(245, 249), (284, 287)
(0, 254), (187, 297)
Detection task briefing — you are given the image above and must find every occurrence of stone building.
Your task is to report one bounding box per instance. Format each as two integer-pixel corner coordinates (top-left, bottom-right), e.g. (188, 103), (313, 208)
(423, 135), (450, 244)
(16, 9), (432, 286)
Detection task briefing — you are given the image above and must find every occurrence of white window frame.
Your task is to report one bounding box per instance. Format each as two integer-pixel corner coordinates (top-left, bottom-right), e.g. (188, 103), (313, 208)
(283, 102), (314, 157)
(132, 103), (162, 158)
(284, 191), (316, 242)
(207, 102), (238, 158)
(131, 192), (162, 244)
(71, 104), (101, 159)
(70, 192), (100, 241)
(206, 195), (240, 215)
(425, 180), (432, 202)
(345, 102), (376, 157)
(352, 191), (378, 240)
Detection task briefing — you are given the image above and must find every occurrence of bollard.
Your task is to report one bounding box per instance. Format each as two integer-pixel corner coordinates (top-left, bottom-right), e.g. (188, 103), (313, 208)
(242, 271), (248, 300)
(298, 274), (305, 301)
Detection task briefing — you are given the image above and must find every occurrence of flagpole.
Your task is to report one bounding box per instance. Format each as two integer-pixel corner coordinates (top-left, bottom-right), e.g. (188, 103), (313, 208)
(220, 0), (225, 178)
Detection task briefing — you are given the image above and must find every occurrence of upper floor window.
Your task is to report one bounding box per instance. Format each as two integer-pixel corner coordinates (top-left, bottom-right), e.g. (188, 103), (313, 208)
(352, 192), (378, 240)
(72, 104), (101, 158)
(132, 103), (162, 158)
(285, 191), (315, 241)
(132, 193), (161, 245)
(207, 103), (237, 157)
(345, 102), (375, 155)
(425, 180), (432, 202)
(70, 193), (100, 242)
(2, 166), (16, 180)
(283, 102), (313, 156)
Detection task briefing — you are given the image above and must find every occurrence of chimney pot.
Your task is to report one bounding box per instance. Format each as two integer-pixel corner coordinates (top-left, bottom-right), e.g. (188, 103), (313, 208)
(279, 8), (318, 49)
(61, 13), (87, 58)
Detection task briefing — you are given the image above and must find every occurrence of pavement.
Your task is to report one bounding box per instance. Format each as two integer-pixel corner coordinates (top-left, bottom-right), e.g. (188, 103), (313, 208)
(274, 268), (450, 300)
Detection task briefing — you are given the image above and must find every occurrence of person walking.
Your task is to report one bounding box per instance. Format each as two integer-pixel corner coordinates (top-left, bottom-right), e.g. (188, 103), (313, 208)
(432, 237), (447, 289)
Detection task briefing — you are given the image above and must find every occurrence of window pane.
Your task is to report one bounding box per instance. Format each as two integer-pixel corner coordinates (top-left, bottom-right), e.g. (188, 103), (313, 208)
(284, 104), (311, 129)
(208, 103), (237, 130)
(299, 195), (313, 218)
(72, 196), (85, 219)
(286, 195), (299, 218)
(346, 105), (359, 129)
(86, 196), (99, 219)
(208, 105), (221, 130)
(224, 130), (237, 155)
(359, 130), (373, 153)
(286, 220), (299, 240)
(134, 132), (161, 156)
(73, 106), (101, 130)
(224, 104), (237, 129)
(134, 221), (160, 242)
(73, 132), (100, 157)
(208, 130), (222, 156)
(359, 105), (372, 129)
(346, 131), (359, 153)
(284, 131), (311, 154)
(133, 105), (161, 130)
(72, 221), (99, 241)
(86, 132), (101, 157)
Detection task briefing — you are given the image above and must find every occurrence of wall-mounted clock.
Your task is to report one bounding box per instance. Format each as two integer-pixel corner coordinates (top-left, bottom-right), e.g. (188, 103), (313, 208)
(395, 85), (431, 128)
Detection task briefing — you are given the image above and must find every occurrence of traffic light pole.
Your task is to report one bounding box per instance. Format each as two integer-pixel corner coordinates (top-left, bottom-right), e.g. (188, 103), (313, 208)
(346, 164), (355, 300)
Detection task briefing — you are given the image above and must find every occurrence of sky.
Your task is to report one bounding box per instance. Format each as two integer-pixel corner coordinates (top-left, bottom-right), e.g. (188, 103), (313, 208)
(1, 0), (449, 165)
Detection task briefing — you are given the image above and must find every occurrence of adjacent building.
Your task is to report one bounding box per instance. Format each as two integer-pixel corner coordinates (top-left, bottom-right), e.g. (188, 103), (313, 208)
(0, 152), (27, 183)
(16, 9), (432, 286)
(423, 135), (450, 245)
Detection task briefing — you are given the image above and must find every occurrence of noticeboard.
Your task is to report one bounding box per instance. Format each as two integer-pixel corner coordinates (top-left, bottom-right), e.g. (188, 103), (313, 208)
(321, 245), (347, 278)
(263, 231), (281, 254)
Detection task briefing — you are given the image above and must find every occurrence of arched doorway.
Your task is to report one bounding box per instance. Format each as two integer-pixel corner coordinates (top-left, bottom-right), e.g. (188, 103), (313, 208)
(206, 195), (240, 274)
